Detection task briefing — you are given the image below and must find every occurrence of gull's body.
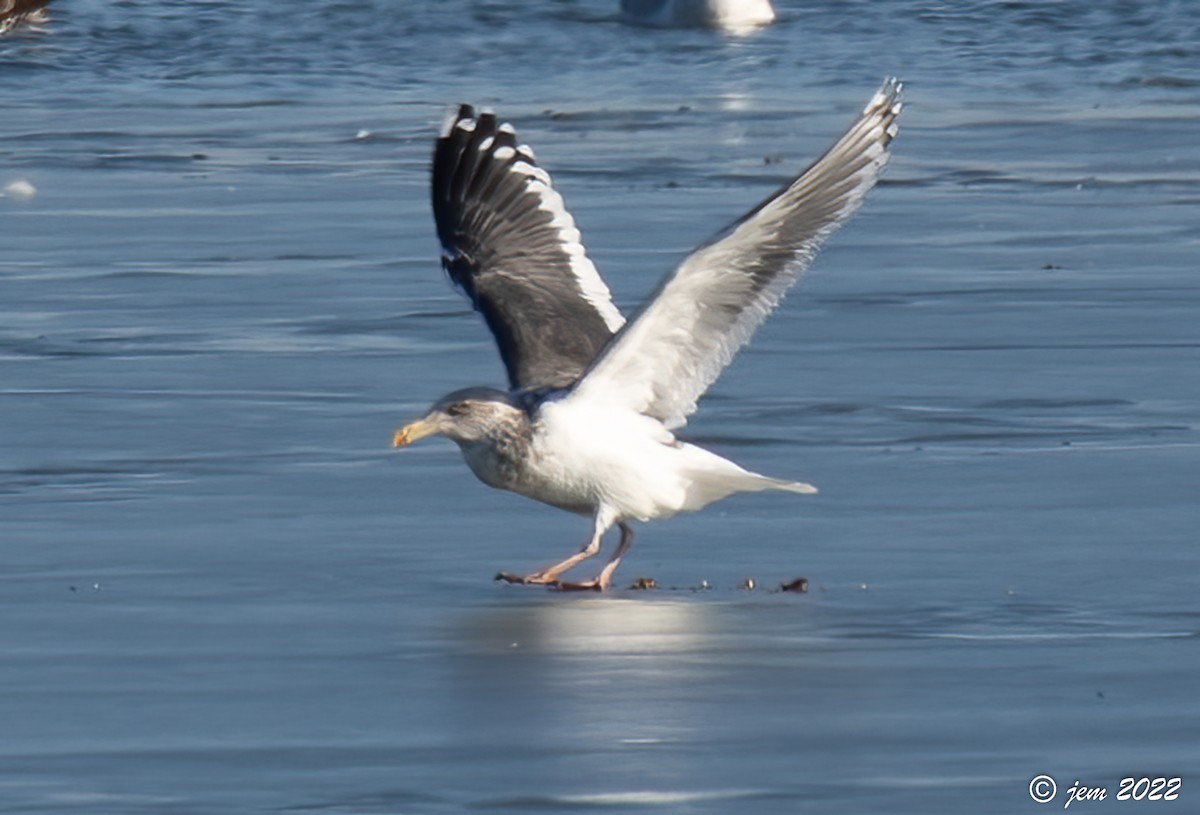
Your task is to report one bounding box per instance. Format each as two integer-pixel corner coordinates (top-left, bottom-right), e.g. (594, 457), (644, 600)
(395, 80), (903, 589)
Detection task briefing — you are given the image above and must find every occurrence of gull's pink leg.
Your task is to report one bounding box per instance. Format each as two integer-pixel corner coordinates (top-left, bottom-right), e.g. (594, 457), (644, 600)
(556, 522), (634, 592)
(496, 512), (611, 586)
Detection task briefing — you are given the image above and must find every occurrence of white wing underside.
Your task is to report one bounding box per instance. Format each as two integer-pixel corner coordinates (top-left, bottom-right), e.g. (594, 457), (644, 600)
(568, 78), (903, 429)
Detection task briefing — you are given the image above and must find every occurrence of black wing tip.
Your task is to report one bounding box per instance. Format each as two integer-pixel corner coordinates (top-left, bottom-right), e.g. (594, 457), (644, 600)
(430, 102), (541, 272)
(440, 104), (509, 141)
(440, 103), (479, 140)
(437, 103), (534, 158)
(432, 104), (535, 205)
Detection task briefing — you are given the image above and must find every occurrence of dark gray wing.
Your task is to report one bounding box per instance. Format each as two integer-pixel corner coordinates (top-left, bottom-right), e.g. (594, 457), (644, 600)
(431, 106), (625, 392)
(569, 79), (903, 428)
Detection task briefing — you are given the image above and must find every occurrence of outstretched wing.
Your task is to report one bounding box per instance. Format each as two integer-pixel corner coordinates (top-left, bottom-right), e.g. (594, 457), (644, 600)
(431, 105), (625, 392)
(568, 79), (903, 428)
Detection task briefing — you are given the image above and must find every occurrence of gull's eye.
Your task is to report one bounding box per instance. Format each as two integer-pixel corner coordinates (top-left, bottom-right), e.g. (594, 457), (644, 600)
(445, 402), (468, 417)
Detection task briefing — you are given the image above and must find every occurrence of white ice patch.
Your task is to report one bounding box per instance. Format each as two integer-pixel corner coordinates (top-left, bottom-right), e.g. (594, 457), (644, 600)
(557, 790), (764, 806)
(1, 179), (37, 200)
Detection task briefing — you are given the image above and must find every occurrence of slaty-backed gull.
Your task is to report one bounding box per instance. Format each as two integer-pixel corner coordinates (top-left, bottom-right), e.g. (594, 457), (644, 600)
(394, 79), (903, 590)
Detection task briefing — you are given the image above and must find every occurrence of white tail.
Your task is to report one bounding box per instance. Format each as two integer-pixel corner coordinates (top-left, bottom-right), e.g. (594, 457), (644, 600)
(764, 477), (818, 495)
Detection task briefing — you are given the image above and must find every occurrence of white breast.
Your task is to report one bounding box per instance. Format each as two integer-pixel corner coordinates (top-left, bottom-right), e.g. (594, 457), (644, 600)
(530, 399), (691, 521)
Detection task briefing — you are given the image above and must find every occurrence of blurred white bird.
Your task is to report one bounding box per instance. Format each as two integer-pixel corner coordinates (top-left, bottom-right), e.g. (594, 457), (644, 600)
(620, 0), (775, 30)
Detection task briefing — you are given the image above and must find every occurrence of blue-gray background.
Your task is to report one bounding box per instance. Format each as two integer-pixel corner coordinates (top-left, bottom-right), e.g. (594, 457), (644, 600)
(2, 1), (1198, 812)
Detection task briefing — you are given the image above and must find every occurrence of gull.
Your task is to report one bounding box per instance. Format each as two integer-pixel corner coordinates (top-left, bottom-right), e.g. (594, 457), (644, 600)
(394, 79), (903, 590)
(619, 0), (776, 31)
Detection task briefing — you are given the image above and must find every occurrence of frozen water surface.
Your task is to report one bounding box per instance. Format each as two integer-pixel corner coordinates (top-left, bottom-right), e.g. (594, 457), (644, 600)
(2, 1), (1198, 812)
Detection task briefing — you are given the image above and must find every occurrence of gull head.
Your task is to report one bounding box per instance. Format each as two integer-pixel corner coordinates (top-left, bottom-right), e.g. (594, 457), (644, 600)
(393, 387), (525, 449)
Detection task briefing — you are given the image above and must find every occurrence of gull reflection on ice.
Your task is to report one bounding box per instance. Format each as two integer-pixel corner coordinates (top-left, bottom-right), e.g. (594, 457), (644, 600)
(442, 597), (720, 749)
(463, 596), (713, 656)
